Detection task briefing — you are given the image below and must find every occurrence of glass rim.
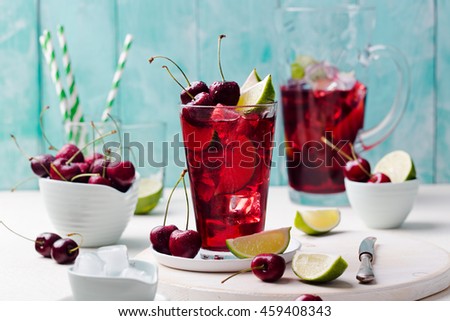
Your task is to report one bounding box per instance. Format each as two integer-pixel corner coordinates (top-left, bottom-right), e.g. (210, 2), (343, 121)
(282, 4), (375, 13)
(65, 121), (167, 129)
(180, 102), (278, 109)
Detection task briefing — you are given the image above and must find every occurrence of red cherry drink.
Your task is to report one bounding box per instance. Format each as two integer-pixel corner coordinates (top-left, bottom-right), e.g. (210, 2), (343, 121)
(281, 81), (367, 194)
(180, 104), (276, 251)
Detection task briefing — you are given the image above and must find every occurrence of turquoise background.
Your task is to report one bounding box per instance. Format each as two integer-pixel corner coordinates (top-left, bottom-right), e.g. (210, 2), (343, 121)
(0, 0), (448, 190)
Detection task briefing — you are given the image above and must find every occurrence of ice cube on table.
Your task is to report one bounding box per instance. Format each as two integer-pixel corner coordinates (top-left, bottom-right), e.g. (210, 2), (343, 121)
(120, 267), (155, 283)
(73, 252), (105, 276)
(96, 245), (129, 276)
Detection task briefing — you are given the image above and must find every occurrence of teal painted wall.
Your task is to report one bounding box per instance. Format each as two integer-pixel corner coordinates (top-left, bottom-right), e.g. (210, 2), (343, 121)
(0, 0), (447, 189)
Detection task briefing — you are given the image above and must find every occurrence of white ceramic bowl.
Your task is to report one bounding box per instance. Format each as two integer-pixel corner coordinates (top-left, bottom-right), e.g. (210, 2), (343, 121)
(39, 177), (139, 247)
(68, 259), (158, 301)
(345, 178), (419, 229)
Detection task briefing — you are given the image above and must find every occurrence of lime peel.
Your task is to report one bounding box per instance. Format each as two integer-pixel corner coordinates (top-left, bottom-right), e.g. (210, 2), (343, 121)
(373, 150), (416, 183)
(134, 178), (163, 215)
(237, 74), (275, 107)
(292, 252), (348, 283)
(226, 227), (291, 259)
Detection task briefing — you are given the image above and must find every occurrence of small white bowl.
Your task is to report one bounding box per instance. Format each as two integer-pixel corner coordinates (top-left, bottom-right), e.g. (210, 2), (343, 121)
(39, 176), (139, 247)
(68, 259), (158, 301)
(345, 178), (419, 229)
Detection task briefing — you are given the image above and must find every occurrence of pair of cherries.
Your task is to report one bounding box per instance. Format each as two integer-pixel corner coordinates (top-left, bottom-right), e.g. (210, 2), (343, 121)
(1, 221), (79, 264)
(150, 34), (240, 107)
(149, 169), (202, 259)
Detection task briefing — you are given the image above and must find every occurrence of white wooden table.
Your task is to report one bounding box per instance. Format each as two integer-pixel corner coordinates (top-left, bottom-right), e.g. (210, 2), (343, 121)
(0, 185), (449, 300)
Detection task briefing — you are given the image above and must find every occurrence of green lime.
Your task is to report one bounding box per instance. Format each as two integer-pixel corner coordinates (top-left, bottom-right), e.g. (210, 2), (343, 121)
(226, 227), (291, 259)
(292, 253), (348, 283)
(241, 68), (262, 93)
(294, 209), (340, 236)
(237, 74), (275, 107)
(134, 178), (163, 215)
(373, 150), (416, 183)
(291, 55), (317, 79)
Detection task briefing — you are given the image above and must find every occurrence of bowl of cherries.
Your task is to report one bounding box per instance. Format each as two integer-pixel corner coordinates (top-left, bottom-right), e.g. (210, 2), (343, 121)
(340, 147), (419, 229)
(12, 131), (139, 247)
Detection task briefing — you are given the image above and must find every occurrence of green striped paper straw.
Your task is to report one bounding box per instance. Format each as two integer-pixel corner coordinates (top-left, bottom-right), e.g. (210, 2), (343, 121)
(56, 25), (86, 145)
(39, 30), (72, 141)
(101, 34), (133, 122)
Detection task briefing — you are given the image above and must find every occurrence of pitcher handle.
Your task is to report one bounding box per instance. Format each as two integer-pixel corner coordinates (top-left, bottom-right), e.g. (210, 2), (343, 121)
(354, 44), (410, 153)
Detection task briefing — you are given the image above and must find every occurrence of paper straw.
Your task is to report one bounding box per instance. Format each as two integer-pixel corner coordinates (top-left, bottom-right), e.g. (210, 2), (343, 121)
(39, 30), (72, 140)
(101, 34), (133, 122)
(56, 25), (86, 144)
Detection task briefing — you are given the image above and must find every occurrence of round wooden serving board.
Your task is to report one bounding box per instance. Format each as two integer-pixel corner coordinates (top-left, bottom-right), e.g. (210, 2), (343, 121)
(135, 231), (450, 301)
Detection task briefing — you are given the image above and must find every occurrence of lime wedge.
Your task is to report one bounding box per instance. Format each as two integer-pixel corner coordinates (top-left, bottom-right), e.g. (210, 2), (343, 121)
(292, 253), (348, 283)
(226, 227), (291, 259)
(291, 55), (317, 79)
(237, 74), (275, 106)
(134, 178), (163, 215)
(373, 150), (416, 183)
(294, 209), (340, 235)
(241, 68), (262, 93)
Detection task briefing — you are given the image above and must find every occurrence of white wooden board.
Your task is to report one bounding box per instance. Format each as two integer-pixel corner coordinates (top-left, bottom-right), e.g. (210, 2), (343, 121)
(136, 231), (450, 301)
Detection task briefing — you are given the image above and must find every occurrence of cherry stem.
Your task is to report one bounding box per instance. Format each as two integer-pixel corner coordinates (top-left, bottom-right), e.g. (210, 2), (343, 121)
(67, 232), (83, 253)
(221, 264), (264, 284)
(161, 65), (194, 100)
(67, 129), (117, 164)
(70, 173), (99, 182)
(40, 106), (58, 151)
(321, 136), (371, 177)
(218, 34), (226, 82)
(9, 135), (51, 178)
(0, 220), (42, 244)
(10, 175), (36, 192)
(182, 174), (190, 230)
(90, 122), (96, 157)
(149, 56), (191, 87)
(107, 114), (123, 157)
(50, 163), (67, 181)
(163, 169), (188, 226)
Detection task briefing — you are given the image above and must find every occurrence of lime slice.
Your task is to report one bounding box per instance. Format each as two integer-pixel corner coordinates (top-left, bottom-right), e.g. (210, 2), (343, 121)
(291, 55), (317, 79)
(237, 74), (275, 107)
(294, 209), (340, 235)
(292, 253), (348, 283)
(241, 68), (262, 93)
(134, 178), (163, 215)
(373, 150), (416, 183)
(226, 227), (291, 259)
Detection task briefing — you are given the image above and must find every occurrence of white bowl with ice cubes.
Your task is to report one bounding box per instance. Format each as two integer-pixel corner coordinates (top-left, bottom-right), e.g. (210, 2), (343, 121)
(68, 245), (158, 301)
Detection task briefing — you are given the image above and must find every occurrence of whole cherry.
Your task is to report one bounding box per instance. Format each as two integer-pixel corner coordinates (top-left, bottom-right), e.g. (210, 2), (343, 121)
(84, 152), (104, 167)
(35, 232), (62, 258)
(88, 175), (112, 187)
(56, 143), (85, 163)
(51, 237), (80, 264)
(50, 158), (81, 181)
(344, 157), (371, 182)
(168, 229), (202, 258)
(150, 225), (179, 255)
(368, 172), (391, 183)
(106, 160), (135, 188)
(31, 154), (55, 178)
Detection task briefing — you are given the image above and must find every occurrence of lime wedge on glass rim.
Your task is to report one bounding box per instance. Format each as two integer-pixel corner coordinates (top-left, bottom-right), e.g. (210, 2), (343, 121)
(241, 68), (262, 92)
(373, 150), (416, 183)
(134, 178), (163, 214)
(237, 74), (276, 108)
(291, 55), (317, 79)
(226, 227), (291, 259)
(294, 209), (340, 235)
(292, 252), (348, 283)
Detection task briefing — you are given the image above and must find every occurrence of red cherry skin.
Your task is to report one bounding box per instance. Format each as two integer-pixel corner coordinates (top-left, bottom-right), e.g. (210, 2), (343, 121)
(344, 157), (371, 182)
(150, 225), (179, 255)
(30, 154), (55, 178)
(368, 172), (391, 183)
(49, 158), (81, 181)
(35, 232), (61, 258)
(209, 81), (240, 105)
(50, 238), (79, 264)
(106, 161), (135, 187)
(251, 254), (286, 282)
(295, 294), (323, 301)
(90, 158), (110, 176)
(88, 175), (112, 187)
(56, 144), (84, 163)
(181, 81), (209, 104)
(85, 153), (104, 167)
(187, 92), (214, 106)
(168, 229), (202, 258)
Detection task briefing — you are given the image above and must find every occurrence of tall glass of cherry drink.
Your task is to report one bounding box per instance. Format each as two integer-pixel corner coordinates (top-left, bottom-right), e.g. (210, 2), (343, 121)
(278, 4), (410, 205)
(180, 103), (277, 251)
